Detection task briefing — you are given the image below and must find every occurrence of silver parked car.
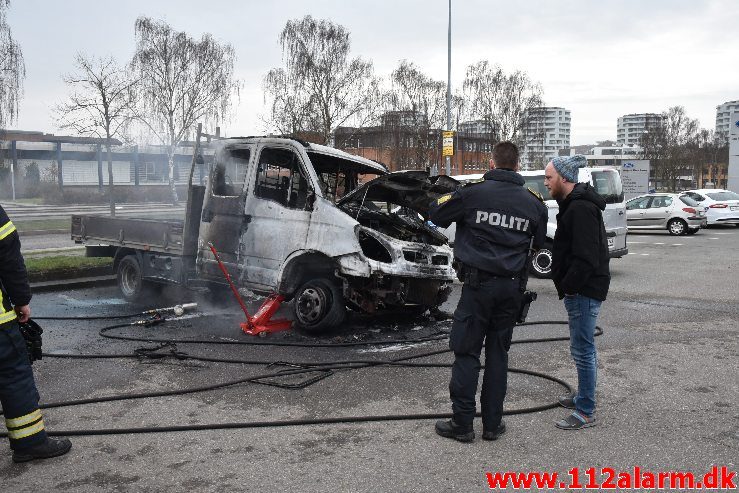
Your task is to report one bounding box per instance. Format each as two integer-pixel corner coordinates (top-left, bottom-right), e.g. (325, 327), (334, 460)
(625, 193), (707, 235)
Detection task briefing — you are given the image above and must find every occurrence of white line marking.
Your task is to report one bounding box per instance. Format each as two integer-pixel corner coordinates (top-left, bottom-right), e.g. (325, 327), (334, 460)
(709, 238), (719, 240)
(654, 242), (665, 245)
(640, 253), (650, 256)
(671, 244), (683, 246)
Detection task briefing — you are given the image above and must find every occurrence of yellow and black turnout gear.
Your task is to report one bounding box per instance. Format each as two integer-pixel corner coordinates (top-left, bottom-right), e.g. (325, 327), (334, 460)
(0, 204), (48, 450)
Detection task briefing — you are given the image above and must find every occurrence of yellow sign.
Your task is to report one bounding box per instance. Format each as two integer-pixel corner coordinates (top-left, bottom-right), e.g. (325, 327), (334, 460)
(442, 131), (455, 156)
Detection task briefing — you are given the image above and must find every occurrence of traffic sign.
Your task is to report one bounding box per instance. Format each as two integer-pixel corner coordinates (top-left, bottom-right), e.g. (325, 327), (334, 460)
(442, 131), (455, 156)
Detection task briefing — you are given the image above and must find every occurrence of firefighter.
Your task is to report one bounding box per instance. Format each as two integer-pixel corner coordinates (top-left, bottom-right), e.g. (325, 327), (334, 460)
(0, 204), (72, 462)
(429, 142), (548, 442)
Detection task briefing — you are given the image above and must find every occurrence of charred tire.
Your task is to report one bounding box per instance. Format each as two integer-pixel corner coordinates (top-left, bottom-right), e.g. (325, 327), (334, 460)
(667, 218), (687, 236)
(293, 279), (346, 332)
(530, 243), (554, 279)
(686, 228), (699, 235)
(117, 255), (156, 302)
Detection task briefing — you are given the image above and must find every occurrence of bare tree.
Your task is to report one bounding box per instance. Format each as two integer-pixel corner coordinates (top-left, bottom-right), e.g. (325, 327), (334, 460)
(263, 15), (382, 145)
(686, 128), (729, 187)
(640, 106), (699, 191)
(130, 17), (238, 203)
(462, 60), (543, 145)
(384, 61), (447, 170)
(0, 0), (24, 127)
(56, 54), (136, 216)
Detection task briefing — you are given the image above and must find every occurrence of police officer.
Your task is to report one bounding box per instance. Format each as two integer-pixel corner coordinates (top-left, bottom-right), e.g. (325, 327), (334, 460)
(430, 141), (547, 442)
(0, 203), (72, 462)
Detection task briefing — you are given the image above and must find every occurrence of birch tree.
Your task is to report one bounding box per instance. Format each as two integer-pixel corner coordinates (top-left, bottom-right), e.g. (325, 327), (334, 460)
(263, 15), (382, 145)
(56, 54), (136, 215)
(130, 17), (238, 203)
(385, 61), (447, 170)
(462, 60), (543, 145)
(0, 0), (24, 127)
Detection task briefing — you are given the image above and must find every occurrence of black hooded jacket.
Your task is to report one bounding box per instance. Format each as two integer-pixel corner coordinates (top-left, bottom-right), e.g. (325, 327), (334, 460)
(551, 183), (610, 301)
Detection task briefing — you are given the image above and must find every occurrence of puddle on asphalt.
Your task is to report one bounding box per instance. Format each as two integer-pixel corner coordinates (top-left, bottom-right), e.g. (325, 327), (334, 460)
(57, 294), (128, 306)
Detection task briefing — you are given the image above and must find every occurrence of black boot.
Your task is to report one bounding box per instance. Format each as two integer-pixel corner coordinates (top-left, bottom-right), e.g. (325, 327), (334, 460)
(12, 437), (72, 463)
(482, 420), (506, 441)
(435, 419), (474, 443)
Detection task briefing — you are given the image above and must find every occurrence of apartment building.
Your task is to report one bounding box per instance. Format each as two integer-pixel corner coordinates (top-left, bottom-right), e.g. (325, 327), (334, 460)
(520, 107), (571, 169)
(715, 100), (739, 144)
(616, 113), (664, 146)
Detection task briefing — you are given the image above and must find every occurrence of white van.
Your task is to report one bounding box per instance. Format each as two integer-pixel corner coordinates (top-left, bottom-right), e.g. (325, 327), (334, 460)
(440, 167), (628, 278)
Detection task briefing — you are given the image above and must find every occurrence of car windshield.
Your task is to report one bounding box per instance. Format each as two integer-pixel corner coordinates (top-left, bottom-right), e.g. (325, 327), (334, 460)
(679, 195), (700, 207)
(591, 170), (624, 204)
(522, 175), (553, 201)
(706, 191), (739, 201)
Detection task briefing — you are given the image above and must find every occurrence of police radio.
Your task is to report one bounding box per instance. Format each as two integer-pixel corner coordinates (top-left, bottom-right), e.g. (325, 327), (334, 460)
(517, 290), (537, 324)
(516, 237), (537, 324)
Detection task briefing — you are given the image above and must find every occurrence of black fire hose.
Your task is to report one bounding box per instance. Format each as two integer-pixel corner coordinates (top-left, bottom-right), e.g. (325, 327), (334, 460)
(1, 315), (601, 437)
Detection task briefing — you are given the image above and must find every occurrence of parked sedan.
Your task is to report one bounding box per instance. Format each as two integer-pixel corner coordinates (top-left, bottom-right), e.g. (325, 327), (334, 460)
(683, 189), (739, 226)
(625, 193), (707, 235)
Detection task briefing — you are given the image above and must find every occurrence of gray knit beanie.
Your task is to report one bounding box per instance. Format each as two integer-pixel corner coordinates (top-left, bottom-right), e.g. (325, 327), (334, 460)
(551, 155), (587, 183)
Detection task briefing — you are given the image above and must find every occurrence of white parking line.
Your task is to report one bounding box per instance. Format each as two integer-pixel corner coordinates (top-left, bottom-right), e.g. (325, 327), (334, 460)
(640, 253), (650, 256)
(654, 242), (665, 245)
(709, 238), (719, 240)
(671, 244), (683, 246)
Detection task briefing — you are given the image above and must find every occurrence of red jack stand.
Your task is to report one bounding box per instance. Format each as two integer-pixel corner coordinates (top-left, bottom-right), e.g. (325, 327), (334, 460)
(208, 243), (292, 337)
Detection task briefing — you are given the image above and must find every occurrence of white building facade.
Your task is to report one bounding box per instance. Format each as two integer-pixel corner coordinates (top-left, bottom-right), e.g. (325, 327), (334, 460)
(616, 113), (664, 146)
(715, 100), (739, 144)
(521, 106), (571, 168)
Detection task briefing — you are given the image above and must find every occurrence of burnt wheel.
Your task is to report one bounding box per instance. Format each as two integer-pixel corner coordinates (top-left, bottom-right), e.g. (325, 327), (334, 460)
(117, 255), (157, 302)
(292, 278), (346, 332)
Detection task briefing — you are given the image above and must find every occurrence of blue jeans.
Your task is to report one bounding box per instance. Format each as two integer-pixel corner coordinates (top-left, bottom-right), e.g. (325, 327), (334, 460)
(563, 294), (602, 417)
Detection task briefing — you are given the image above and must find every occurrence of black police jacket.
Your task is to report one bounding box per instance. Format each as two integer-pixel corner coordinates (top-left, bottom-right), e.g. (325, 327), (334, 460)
(0, 204), (32, 324)
(551, 183), (611, 301)
(429, 169), (548, 277)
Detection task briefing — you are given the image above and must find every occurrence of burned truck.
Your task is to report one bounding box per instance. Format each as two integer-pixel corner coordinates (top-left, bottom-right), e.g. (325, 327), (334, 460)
(72, 137), (458, 331)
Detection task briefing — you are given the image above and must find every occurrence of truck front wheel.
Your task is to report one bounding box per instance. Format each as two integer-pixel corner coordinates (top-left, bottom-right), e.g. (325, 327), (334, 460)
(117, 255), (156, 302)
(292, 278), (346, 332)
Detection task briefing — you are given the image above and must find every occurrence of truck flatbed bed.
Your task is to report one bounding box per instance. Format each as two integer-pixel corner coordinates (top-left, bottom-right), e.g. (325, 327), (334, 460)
(71, 215), (185, 255)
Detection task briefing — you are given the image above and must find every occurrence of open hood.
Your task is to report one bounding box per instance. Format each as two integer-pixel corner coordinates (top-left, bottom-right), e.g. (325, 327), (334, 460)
(338, 170), (459, 217)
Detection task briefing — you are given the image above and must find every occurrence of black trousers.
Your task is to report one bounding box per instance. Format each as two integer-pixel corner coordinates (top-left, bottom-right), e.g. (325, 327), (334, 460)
(0, 320), (47, 450)
(448, 278), (520, 430)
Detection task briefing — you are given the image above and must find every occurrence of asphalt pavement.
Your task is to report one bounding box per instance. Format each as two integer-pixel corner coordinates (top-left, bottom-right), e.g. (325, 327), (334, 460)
(1, 226), (737, 492)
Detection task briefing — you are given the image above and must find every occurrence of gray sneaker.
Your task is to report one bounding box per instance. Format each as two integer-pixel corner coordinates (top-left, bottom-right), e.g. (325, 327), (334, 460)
(555, 412), (596, 430)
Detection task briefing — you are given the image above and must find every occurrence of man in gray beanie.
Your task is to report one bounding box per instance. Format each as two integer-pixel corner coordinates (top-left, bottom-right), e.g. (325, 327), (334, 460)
(544, 155), (610, 430)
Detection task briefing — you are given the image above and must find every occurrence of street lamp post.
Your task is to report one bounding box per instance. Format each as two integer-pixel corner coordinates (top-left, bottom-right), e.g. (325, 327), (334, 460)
(445, 0), (452, 176)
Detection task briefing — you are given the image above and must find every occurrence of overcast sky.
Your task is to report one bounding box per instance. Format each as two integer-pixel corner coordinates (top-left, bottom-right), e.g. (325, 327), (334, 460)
(6, 0), (738, 145)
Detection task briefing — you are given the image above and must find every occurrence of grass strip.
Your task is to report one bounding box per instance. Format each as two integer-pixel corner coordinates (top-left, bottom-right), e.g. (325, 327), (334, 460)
(15, 218), (72, 232)
(25, 255), (112, 274)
